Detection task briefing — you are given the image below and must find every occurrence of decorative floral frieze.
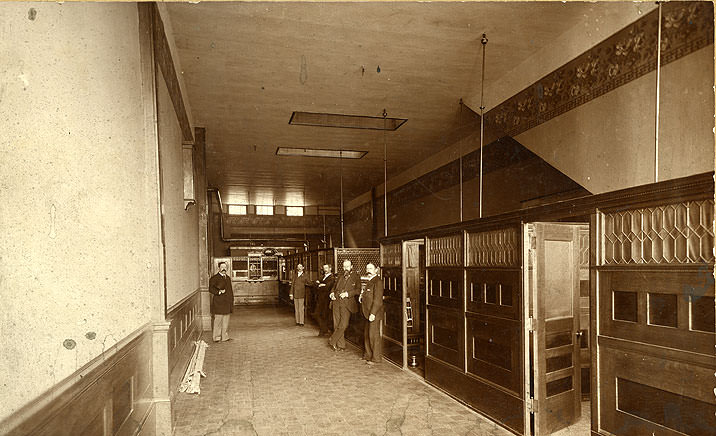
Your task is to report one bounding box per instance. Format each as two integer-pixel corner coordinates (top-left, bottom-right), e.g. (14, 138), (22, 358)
(485, 2), (713, 138)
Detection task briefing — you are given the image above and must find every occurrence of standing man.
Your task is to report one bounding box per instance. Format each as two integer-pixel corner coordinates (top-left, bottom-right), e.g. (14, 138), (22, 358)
(313, 264), (336, 337)
(209, 262), (234, 343)
(290, 264), (307, 326)
(360, 263), (384, 365)
(328, 259), (361, 351)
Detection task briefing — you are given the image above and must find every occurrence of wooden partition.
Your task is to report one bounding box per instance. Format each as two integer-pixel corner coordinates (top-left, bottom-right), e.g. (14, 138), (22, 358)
(592, 199), (715, 436)
(381, 242), (403, 365)
(378, 172), (714, 436)
(422, 229), (526, 434)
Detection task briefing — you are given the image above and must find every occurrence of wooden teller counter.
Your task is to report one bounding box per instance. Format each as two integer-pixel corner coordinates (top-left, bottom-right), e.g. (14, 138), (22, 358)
(213, 253), (279, 305)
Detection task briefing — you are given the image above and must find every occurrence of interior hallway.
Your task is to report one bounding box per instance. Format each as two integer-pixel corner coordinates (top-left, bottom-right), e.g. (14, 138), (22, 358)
(173, 306), (511, 436)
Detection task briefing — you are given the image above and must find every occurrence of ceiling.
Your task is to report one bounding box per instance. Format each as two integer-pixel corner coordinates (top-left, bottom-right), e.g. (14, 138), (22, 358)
(167, 1), (640, 208)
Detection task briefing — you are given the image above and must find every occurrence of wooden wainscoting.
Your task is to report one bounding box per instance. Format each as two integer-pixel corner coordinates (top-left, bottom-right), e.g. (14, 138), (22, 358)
(167, 289), (201, 414)
(0, 325), (154, 436)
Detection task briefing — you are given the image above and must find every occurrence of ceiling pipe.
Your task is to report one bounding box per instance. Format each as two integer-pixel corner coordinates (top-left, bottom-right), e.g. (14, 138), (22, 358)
(479, 33), (488, 219)
(207, 188), (311, 245)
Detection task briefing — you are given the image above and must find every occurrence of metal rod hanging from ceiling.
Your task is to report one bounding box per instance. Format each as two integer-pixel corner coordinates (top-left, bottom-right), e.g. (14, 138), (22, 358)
(383, 109), (388, 237)
(654, 2), (662, 183)
(479, 33), (488, 219)
(340, 148), (345, 248)
(459, 99), (464, 222)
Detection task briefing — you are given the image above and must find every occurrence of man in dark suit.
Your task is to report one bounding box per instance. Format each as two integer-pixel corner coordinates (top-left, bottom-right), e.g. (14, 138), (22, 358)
(313, 264), (336, 336)
(209, 262), (234, 342)
(328, 259), (361, 351)
(290, 264), (307, 326)
(360, 263), (384, 364)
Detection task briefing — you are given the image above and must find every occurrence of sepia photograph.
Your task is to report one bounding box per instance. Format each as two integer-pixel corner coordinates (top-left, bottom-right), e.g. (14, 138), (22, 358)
(0, 1), (714, 435)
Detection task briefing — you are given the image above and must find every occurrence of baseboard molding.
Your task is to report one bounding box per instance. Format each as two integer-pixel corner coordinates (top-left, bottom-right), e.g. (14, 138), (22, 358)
(0, 323), (154, 436)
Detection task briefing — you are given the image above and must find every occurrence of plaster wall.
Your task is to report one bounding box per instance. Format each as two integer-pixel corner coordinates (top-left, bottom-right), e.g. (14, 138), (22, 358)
(515, 46), (714, 194)
(157, 71), (200, 309)
(0, 2), (154, 421)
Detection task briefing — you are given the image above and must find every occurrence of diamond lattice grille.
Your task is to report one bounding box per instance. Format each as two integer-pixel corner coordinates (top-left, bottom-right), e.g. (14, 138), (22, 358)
(601, 200), (714, 265)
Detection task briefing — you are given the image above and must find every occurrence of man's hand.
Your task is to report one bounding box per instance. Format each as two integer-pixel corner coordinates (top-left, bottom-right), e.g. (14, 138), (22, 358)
(289, 294), (293, 300)
(340, 291), (349, 299)
(218, 289), (225, 295)
(318, 283), (325, 287)
(369, 314), (376, 322)
(358, 295), (362, 303)
(329, 293), (336, 300)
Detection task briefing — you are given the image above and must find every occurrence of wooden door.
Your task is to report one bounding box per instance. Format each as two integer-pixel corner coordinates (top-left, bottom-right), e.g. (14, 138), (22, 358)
(526, 223), (581, 435)
(403, 240), (423, 369)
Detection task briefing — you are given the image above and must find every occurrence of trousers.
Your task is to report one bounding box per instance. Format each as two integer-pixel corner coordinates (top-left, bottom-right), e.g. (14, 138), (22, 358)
(363, 318), (382, 362)
(212, 314), (230, 341)
(294, 298), (305, 324)
(329, 304), (351, 349)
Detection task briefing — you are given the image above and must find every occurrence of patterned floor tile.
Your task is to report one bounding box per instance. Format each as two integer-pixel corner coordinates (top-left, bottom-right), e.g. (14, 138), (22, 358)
(173, 305), (515, 436)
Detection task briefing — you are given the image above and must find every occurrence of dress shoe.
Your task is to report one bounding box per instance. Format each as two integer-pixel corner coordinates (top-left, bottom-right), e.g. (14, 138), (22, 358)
(222, 338), (232, 342)
(330, 343), (338, 352)
(366, 361), (376, 366)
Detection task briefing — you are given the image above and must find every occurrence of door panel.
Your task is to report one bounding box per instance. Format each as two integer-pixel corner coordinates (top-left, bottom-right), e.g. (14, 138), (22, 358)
(527, 223), (582, 436)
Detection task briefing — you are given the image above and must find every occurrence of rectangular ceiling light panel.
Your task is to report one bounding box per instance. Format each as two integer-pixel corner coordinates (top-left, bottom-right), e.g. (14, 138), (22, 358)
(289, 111), (407, 131)
(276, 147), (367, 159)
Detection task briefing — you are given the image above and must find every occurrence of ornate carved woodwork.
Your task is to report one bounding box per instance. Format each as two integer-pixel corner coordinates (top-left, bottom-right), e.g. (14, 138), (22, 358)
(380, 243), (402, 268)
(600, 200), (715, 265)
(427, 234), (463, 267)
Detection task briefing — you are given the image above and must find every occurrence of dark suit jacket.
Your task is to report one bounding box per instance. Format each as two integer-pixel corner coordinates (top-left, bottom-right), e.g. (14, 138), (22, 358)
(209, 273), (234, 314)
(361, 275), (384, 320)
(290, 273), (307, 299)
(331, 270), (361, 313)
(316, 273), (336, 296)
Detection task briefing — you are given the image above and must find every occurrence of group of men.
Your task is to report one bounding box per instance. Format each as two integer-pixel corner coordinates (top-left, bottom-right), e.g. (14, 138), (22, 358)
(209, 258), (384, 364)
(291, 259), (384, 365)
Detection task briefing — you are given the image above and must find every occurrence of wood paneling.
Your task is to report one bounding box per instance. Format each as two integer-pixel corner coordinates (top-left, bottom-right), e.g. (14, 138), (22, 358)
(466, 269), (521, 320)
(427, 268), (463, 310)
(167, 289), (201, 416)
(426, 306), (464, 371)
(599, 270), (714, 356)
(426, 356), (524, 435)
(466, 314), (522, 394)
(379, 172), (714, 436)
(381, 243), (402, 268)
(599, 345), (716, 436)
(2, 327), (154, 436)
(594, 195), (715, 436)
(427, 234), (463, 267)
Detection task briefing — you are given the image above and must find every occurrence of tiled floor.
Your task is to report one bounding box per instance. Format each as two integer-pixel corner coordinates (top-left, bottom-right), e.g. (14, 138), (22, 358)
(550, 402), (590, 436)
(172, 305), (512, 436)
